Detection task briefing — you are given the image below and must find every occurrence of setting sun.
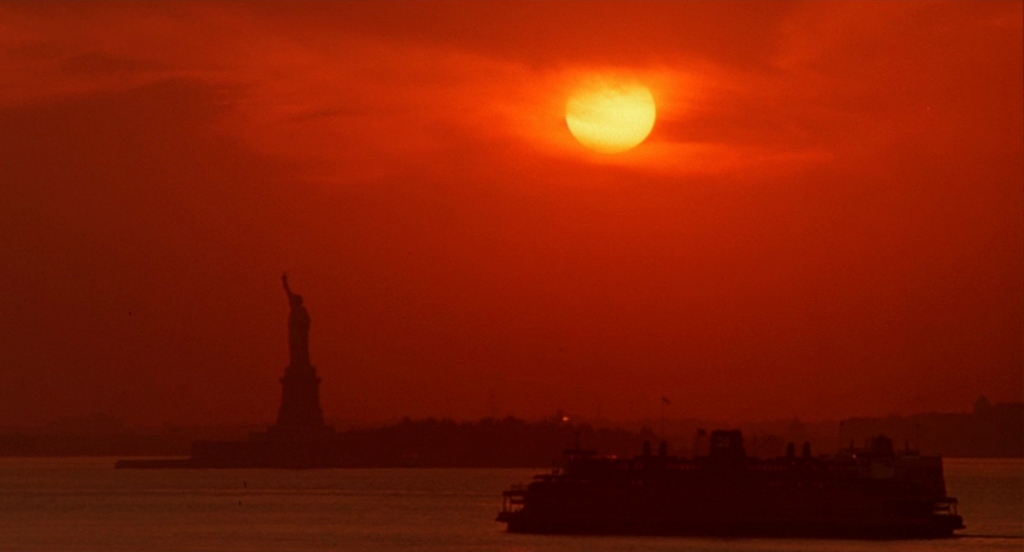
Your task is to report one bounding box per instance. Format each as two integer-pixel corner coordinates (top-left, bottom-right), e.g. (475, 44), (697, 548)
(566, 82), (656, 153)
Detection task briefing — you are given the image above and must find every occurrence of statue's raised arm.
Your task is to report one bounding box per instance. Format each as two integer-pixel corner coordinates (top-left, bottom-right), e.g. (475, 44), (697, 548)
(282, 271), (293, 298)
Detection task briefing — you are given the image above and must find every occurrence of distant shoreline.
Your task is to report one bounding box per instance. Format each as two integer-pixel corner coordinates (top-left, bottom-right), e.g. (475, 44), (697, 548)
(2, 406), (1020, 463)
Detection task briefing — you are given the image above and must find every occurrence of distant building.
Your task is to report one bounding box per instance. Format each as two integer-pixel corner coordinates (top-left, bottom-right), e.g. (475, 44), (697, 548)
(839, 397), (1023, 457)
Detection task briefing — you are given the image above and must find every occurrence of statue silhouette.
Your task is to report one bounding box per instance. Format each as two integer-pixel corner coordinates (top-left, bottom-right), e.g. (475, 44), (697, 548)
(276, 272), (324, 428)
(282, 272), (311, 367)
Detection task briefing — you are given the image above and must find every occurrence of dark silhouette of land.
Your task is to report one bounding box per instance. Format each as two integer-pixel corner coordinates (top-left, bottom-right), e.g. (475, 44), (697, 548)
(2, 414), (647, 466)
(5, 401), (1018, 465)
(840, 395), (1023, 458)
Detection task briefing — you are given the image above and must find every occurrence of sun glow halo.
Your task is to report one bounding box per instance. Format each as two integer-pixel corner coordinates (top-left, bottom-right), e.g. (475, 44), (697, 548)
(566, 82), (656, 154)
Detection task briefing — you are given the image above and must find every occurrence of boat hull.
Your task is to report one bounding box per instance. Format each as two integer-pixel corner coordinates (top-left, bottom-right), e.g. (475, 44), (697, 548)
(499, 511), (963, 538)
(499, 484), (964, 539)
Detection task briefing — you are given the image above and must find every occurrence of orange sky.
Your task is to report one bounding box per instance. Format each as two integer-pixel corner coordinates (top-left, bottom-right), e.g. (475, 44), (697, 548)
(0, 1), (1021, 426)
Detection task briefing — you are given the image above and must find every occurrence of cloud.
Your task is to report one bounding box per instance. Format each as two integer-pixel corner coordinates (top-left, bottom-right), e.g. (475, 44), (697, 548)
(0, 2), (870, 185)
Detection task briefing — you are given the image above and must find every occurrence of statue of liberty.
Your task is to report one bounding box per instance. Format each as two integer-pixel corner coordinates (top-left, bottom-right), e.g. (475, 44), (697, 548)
(275, 271), (324, 429)
(282, 271), (311, 367)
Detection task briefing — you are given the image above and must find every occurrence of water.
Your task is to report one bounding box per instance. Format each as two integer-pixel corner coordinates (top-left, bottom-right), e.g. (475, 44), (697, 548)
(0, 458), (1019, 551)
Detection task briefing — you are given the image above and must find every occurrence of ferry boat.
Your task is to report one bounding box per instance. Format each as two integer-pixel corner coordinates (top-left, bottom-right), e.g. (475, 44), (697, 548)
(497, 431), (964, 538)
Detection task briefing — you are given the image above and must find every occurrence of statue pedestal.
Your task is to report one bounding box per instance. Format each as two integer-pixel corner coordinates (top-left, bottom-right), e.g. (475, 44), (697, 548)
(275, 363), (325, 428)
(262, 423), (336, 441)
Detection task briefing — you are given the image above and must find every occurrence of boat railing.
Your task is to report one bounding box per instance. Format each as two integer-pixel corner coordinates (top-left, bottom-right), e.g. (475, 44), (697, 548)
(933, 498), (959, 517)
(501, 485), (527, 513)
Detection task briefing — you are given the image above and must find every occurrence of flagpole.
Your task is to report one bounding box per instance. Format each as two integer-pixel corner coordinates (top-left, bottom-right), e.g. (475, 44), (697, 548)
(660, 398), (667, 442)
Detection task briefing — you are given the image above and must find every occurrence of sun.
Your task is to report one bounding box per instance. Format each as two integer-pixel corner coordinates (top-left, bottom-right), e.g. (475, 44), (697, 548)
(566, 81), (656, 154)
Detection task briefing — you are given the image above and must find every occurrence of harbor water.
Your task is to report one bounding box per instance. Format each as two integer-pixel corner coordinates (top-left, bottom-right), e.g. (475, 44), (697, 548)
(0, 458), (1019, 551)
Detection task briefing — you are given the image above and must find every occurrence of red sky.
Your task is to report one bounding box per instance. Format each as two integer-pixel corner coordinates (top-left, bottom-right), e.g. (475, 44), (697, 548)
(0, 1), (1021, 426)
